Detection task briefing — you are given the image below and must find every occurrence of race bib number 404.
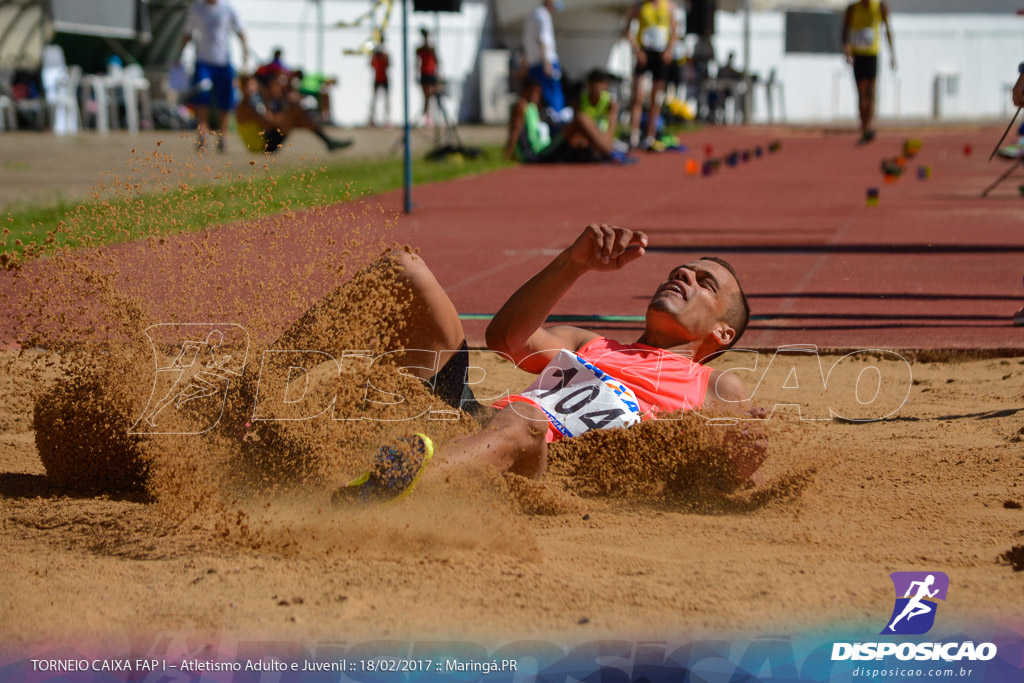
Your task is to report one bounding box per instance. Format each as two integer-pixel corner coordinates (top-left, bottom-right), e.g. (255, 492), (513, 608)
(517, 350), (643, 438)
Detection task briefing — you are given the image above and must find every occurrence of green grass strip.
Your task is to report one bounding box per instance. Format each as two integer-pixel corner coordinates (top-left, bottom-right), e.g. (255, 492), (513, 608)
(2, 145), (513, 256)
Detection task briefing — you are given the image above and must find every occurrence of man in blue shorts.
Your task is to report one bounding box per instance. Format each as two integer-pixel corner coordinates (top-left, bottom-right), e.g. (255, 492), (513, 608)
(181, 0), (249, 152)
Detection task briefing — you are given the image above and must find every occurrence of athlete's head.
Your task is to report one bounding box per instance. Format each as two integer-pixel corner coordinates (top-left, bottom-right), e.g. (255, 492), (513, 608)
(585, 68), (609, 101)
(645, 257), (750, 357)
(521, 77), (542, 104)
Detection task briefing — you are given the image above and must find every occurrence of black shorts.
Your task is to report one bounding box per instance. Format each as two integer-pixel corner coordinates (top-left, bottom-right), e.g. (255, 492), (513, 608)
(666, 61), (684, 86)
(429, 341), (487, 420)
(540, 138), (604, 164)
(375, 80), (389, 91)
(852, 55), (878, 82)
(635, 48), (668, 82)
(262, 127), (286, 153)
(420, 74), (438, 86)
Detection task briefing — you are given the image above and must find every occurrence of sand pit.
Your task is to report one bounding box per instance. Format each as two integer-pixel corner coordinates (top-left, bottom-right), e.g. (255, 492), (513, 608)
(1, 345), (1023, 647)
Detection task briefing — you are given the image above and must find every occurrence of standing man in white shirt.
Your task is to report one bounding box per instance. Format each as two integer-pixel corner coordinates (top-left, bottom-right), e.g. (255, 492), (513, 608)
(523, 0), (565, 117)
(181, 0), (249, 152)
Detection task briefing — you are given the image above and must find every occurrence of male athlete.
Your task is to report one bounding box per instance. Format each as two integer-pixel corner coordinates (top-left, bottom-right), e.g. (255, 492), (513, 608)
(332, 224), (764, 502)
(842, 0), (895, 145)
(625, 0), (678, 149)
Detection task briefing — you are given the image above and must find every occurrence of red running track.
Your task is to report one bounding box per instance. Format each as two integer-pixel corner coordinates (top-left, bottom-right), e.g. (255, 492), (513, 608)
(2, 125), (1021, 353)
(384, 125), (1024, 351)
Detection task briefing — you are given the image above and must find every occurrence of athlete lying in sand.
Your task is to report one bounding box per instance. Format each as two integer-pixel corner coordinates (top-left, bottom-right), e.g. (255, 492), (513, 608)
(334, 224), (764, 502)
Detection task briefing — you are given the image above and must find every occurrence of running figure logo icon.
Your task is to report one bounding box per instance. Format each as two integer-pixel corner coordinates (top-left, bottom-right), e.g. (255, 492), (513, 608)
(881, 571), (949, 635)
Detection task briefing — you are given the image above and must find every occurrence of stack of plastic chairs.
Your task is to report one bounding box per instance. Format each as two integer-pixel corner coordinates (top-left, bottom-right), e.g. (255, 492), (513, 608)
(0, 91), (15, 131)
(41, 44), (81, 135)
(121, 63), (152, 133)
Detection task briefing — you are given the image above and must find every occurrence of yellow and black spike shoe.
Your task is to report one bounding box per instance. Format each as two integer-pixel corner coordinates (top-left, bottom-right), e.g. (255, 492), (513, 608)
(331, 433), (434, 505)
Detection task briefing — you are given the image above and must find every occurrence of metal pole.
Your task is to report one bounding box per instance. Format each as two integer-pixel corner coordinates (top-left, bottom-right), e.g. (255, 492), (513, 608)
(316, 0), (324, 74)
(742, 0), (751, 123)
(402, 0), (412, 214)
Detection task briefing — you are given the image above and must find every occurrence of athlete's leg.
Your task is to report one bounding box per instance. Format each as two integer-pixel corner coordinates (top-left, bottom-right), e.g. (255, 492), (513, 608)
(385, 250), (466, 380)
(194, 105), (211, 140)
(645, 79), (666, 141)
(430, 402), (549, 478)
(564, 111), (614, 157)
(857, 77), (874, 135)
(272, 250), (464, 382)
(629, 72), (645, 146)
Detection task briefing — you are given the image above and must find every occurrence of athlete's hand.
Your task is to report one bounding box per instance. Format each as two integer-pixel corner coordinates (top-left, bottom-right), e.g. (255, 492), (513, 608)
(890, 55), (897, 72)
(661, 48), (672, 65)
(635, 48), (647, 68)
(843, 45), (853, 65)
(1013, 74), (1024, 108)
(567, 224), (648, 272)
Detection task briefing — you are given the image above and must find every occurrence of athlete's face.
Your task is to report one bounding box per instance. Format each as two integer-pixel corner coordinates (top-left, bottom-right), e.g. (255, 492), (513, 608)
(646, 259), (740, 349)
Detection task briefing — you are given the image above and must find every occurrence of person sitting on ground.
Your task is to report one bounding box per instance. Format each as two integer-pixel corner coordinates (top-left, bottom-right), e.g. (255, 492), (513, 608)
(291, 69), (339, 124)
(330, 224), (766, 503)
(576, 69), (619, 140)
(504, 78), (630, 164)
(235, 71), (352, 154)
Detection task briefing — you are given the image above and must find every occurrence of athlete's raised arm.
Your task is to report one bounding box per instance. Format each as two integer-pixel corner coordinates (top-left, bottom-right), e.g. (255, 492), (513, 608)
(486, 224), (648, 373)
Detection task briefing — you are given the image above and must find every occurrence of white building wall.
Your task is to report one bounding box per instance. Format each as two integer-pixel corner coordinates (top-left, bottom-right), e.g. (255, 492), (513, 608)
(205, 2), (1024, 126)
(710, 11), (1024, 123)
(185, 0), (490, 128)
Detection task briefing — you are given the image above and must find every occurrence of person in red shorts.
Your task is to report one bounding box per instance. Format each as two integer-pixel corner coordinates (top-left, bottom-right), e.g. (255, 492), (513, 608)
(369, 42), (390, 127)
(416, 28), (439, 126)
(333, 224), (766, 503)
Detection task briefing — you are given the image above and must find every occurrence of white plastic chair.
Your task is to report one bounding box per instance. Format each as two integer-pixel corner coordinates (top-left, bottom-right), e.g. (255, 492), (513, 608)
(79, 73), (111, 133)
(122, 63), (152, 132)
(764, 68), (786, 123)
(0, 93), (15, 130)
(41, 45), (81, 135)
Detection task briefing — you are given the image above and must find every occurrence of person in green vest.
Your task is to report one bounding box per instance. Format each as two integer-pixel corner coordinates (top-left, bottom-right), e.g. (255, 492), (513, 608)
(504, 77), (629, 164)
(294, 70), (338, 124)
(577, 69), (619, 140)
(842, 0), (896, 145)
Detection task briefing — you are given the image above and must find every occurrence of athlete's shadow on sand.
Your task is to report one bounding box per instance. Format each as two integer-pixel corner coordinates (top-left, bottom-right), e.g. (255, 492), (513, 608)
(0, 473), (148, 502)
(837, 406), (1023, 423)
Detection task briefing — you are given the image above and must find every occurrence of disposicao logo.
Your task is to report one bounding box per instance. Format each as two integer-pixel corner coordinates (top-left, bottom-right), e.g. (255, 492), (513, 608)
(881, 571), (949, 635)
(831, 571), (998, 663)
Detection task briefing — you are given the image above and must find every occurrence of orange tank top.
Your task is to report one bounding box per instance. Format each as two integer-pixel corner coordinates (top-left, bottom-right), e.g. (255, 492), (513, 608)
(496, 337), (713, 442)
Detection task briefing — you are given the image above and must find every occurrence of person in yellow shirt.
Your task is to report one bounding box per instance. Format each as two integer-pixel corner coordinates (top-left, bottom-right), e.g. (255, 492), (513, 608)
(842, 0), (895, 145)
(624, 0), (678, 149)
